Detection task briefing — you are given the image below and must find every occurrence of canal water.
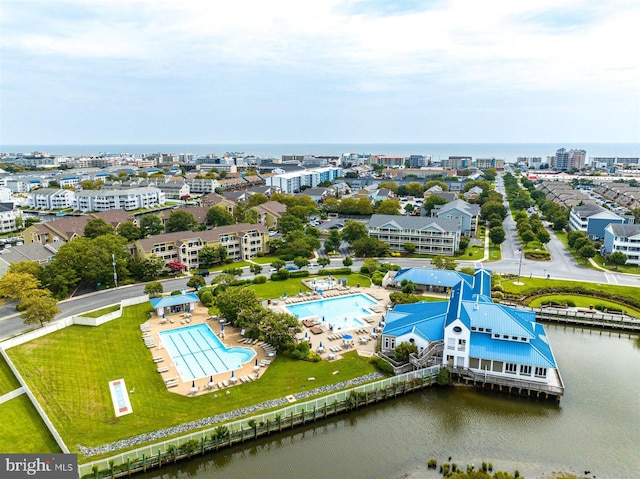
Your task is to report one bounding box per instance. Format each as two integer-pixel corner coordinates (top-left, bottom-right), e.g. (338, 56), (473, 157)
(139, 326), (640, 479)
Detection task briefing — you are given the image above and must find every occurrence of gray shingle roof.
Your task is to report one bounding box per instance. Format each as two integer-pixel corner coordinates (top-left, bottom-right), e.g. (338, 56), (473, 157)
(368, 214), (460, 232)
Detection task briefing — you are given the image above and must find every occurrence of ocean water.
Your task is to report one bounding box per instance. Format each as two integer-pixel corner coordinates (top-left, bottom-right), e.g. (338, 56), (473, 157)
(2, 142), (639, 162)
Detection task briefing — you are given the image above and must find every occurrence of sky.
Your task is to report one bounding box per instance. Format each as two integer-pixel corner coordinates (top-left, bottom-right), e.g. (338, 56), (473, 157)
(1, 0), (639, 145)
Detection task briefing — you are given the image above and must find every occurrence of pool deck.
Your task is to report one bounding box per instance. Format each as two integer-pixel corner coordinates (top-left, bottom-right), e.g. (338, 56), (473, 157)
(142, 308), (272, 397)
(141, 285), (393, 397)
(274, 285), (392, 361)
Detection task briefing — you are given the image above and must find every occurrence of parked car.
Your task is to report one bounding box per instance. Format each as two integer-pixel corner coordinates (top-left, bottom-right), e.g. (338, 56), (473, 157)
(195, 270), (210, 277)
(284, 265), (299, 271)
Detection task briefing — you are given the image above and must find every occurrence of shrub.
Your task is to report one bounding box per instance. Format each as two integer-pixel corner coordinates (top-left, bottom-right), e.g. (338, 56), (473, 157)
(435, 367), (451, 385)
(318, 267), (352, 275)
(427, 458), (437, 469)
(370, 356), (394, 374)
(253, 275), (267, 284)
(170, 290), (182, 296)
(200, 290), (214, 307)
(289, 270), (310, 278)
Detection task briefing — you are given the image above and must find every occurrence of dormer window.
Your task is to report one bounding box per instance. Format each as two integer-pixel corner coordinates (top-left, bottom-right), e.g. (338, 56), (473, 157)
(453, 326), (462, 334)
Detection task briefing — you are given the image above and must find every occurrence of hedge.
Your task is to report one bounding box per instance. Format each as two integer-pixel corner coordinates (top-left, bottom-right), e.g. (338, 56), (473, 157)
(318, 267), (352, 275)
(289, 270), (310, 278)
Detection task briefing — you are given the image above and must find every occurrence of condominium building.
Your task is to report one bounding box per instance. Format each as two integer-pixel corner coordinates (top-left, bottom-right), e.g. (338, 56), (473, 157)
(74, 187), (165, 212)
(368, 214), (461, 255)
(553, 148), (586, 171)
(133, 223), (269, 270)
(265, 166), (343, 194)
(603, 223), (640, 266)
(27, 188), (75, 210)
(569, 203), (629, 240)
(475, 157), (505, 169)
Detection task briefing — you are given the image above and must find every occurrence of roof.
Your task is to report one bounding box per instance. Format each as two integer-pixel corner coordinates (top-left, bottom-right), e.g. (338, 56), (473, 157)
(606, 223), (640, 237)
(434, 199), (480, 217)
(469, 328), (556, 368)
(383, 301), (448, 341)
(368, 214), (460, 232)
(150, 293), (200, 309)
(392, 268), (473, 288)
(136, 223), (268, 250)
(0, 242), (60, 264)
(572, 203), (621, 220)
(253, 201), (287, 216)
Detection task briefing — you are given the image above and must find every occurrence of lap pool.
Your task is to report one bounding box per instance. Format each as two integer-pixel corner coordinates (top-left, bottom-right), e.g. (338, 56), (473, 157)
(285, 294), (377, 332)
(159, 324), (255, 382)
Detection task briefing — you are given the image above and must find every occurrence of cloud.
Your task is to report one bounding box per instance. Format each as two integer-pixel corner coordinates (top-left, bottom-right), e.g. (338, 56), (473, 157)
(1, 0), (639, 143)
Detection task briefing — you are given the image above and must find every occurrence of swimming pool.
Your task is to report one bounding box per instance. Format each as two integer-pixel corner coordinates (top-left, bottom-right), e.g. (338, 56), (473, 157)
(285, 294), (377, 331)
(159, 324), (255, 382)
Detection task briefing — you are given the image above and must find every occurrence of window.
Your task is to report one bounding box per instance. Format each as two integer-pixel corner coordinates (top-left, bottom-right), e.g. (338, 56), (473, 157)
(520, 365), (532, 376)
(535, 367), (547, 377)
(486, 328), (492, 333)
(453, 326), (462, 333)
(521, 337), (527, 341)
(478, 327), (484, 332)
(457, 339), (466, 351)
(447, 338), (455, 350)
(471, 326), (477, 331)
(505, 363), (517, 374)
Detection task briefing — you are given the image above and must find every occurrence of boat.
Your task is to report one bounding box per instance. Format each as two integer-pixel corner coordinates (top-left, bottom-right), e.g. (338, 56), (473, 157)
(56, 211), (67, 216)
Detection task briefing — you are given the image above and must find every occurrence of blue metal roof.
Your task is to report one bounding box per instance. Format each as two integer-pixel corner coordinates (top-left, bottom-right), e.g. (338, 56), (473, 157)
(383, 301), (448, 341)
(150, 293), (200, 309)
(393, 268), (473, 288)
(469, 330), (556, 368)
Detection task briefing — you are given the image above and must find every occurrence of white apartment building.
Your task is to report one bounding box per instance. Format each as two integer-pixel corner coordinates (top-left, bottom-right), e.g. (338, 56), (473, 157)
(28, 188), (75, 210)
(74, 187), (165, 212)
(0, 203), (20, 233)
(368, 214), (461, 255)
(265, 166), (343, 194)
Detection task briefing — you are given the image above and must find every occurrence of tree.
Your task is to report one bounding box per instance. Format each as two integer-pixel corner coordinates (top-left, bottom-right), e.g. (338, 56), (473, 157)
(402, 281), (415, 294)
(404, 182), (424, 197)
(116, 221), (142, 242)
(249, 264), (262, 275)
(432, 256), (456, 270)
(24, 217), (41, 229)
(271, 259), (286, 270)
(607, 251), (627, 270)
(8, 261), (43, 280)
(215, 288), (258, 324)
(206, 206), (235, 227)
(129, 255), (165, 280)
(279, 214), (304, 234)
(341, 220), (368, 243)
(293, 256), (309, 269)
(375, 199), (401, 215)
(318, 256), (331, 267)
(520, 228), (536, 244)
(166, 211), (199, 233)
(423, 195), (448, 214)
(79, 180), (102, 190)
(247, 193), (269, 207)
(489, 226), (506, 245)
(20, 290), (60, 327)
(342, 256), (353, 267)
(352, 237), (389, 257)
(84, 218), (114, 239)
(403, 242), (416, 254)
(424, 180), (448, 191)
(579, 244), (597, 259)
(323, 229), (342, 253)
(0, 272), (40, 303)
(199, 245), (227, 267)
(378, 181), (399, 193)
(144, 281), (164, 297)
(481, 201), (507, 221)
(140, 214), (164, 236)
(186, 275), (206, 289)
(167, 261), (187, 273)
(394, 341), (419, 362)
(536, 228), (551, 244)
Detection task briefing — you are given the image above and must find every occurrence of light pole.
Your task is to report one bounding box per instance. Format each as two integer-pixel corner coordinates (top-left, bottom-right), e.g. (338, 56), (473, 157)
(112, 254), (118, 289)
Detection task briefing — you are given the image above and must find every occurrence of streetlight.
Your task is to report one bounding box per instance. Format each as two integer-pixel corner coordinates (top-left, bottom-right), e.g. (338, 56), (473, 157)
(112, 254), (118, 289)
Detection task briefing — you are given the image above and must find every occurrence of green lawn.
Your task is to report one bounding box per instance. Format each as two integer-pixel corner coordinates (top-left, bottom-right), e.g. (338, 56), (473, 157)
(207, 261), (253, 272)
(526, 294), (640, 317)
(80, 305), (120, 318)
(247, 275), (372, 300)
(0, 395), (61, 453)
(592, 254), (640, 275)
(6, 303), (379, 458)
(250, 256), (281, 264)
(499, 276), (640, 299)
(554, 231), (594, 268)
(0, 354), (21, 395)
(488, 242), (502, 261)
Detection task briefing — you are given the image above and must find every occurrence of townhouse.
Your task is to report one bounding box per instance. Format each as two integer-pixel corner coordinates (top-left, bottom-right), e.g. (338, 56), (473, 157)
(74, 187), (165, 212)
(27, 188), (75, 210)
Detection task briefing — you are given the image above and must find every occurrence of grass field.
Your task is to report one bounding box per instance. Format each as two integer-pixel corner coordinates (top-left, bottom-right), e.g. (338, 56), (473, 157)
(0, 354), (20, 395)
(249, 256), (280, 264)
(247, 275), (372, 300)
(498, 276), (640, 299)
(6, 303), (379, 457)
(0, 395), (61, 453)
(526, 294), (640, 317)
(80, 305), (120, 318)
(592, 254), (640, 275)
(488, 242), (501, 261)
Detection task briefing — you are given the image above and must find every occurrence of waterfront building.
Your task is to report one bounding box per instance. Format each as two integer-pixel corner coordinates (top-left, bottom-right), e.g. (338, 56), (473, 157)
(156, 181), (190, 199)
(381, 269), (563, 391)
(368, 214), (460, 255)
(475, 157), (504, 169)
(552, 148), (586, 171)
(0, 203), (20, 233)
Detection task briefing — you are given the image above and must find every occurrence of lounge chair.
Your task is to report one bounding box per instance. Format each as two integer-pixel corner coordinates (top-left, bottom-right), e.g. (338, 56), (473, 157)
(157, 367), (169, 373)
(222, 380), (229, 388)
(218, 382), (224, 389)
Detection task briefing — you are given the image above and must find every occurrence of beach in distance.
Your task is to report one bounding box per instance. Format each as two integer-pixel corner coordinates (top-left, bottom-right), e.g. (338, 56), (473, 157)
(3, 142), (639, 162)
